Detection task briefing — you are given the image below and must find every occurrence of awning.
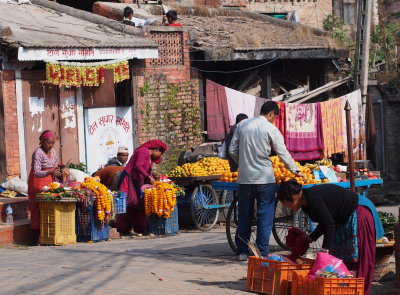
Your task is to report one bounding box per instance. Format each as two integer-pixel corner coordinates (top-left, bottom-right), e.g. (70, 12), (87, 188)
(18, 47), (158, 61)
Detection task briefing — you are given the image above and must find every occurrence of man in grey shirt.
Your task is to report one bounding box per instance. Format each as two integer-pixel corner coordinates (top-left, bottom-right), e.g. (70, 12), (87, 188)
(229, 101), (302, 261)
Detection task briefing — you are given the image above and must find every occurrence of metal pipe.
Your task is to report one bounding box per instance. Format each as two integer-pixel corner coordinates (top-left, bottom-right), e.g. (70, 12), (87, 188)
(345, 100), (355, 192)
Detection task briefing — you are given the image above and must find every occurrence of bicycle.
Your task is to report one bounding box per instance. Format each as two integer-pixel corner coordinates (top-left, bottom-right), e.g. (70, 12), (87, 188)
(226, 194), (322, 254)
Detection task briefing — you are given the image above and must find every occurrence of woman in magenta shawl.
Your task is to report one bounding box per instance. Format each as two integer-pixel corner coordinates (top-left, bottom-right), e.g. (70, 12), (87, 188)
(115, 139), (167, 234)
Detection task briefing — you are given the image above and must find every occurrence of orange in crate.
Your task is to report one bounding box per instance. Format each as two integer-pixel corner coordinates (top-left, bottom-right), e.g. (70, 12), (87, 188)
(292, 270), (365, 295)
(246, 256), (313, 295)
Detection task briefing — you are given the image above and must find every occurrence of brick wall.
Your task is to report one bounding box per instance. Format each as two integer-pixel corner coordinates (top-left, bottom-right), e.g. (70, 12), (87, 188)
(247, 0), (333, 29)
(0, 70), (21, 179)
(134, 30), (202, 173)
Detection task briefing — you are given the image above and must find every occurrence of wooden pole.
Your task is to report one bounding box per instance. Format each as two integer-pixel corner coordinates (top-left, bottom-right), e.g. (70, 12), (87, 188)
(345, 100), (355, 192)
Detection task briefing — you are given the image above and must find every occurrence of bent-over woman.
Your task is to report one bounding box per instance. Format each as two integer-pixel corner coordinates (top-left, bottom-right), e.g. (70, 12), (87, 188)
(277, 180), (384, 295)
(115, 139), (167, 234)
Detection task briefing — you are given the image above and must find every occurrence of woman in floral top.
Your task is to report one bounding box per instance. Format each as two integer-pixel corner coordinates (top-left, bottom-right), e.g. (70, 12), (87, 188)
(27, 130), (61, 242)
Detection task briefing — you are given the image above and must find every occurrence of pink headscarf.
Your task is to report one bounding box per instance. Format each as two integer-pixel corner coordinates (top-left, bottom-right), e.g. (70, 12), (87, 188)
(136, 139), (168, 164)
(39, 130), (56, 140)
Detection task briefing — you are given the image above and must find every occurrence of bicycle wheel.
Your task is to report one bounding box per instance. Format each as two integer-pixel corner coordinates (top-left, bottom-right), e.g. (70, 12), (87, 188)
(225, 196), (257, 254)
(294, 209), (323, 250)
(190, 184), (219, 231)
(226, 199), (239, 254)
(221, 190), (235, 220)
(272, 201), (294, 250)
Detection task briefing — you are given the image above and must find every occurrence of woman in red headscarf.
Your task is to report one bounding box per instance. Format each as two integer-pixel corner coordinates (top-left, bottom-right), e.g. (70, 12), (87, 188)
(115, 139), (167, 234)
(27, 130), (61, 242)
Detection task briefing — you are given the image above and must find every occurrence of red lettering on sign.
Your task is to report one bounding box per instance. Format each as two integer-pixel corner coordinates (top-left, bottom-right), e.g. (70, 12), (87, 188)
(116, 116), (130, 133)
(88, 121), (98, 135)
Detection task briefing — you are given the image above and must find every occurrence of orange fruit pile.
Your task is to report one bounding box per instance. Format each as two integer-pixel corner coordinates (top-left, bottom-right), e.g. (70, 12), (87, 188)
(168, 157), (230, 177)
(220, 171), (238, 182)
(271, 156), (320, 185)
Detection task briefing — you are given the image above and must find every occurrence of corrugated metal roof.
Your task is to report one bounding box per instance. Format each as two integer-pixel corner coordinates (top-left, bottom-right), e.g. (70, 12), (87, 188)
(0, 3), (157, 49)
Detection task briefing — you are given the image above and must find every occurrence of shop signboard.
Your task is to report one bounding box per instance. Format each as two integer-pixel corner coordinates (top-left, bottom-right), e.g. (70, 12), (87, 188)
(84, 107), (133, 174)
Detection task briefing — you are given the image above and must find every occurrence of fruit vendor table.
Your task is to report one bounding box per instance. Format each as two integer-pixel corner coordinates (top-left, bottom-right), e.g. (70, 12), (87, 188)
(210, 178), (383, 192)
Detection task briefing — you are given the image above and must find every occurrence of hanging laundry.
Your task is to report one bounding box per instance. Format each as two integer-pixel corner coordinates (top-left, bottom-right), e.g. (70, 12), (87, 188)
(366, 95), (376, 166)
(254, 96), (270, 117)
(341, 90), (365, 160)
(289, 150), (322, 161)
(225, 87), (256, 126)
(274, 101), (286, 138)
(285, 102), (324, 153)
(320, 97), (345, 157)
(206, 79), (231, 140)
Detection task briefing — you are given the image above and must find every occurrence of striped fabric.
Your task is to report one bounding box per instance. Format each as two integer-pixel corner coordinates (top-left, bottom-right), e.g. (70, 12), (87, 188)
(31, 147), (58, 178)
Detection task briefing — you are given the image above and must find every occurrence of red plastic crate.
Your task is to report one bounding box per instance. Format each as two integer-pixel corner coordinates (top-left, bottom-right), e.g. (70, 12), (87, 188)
(246, 256), (313, 295)
(292, 270), (365, 295)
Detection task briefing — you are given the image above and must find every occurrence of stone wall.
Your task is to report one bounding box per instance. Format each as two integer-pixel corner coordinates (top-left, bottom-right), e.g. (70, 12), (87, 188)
(134, 30), (202, 174)
(0, 70), (20, 179)
(384, 94), (400, 180)
(247, 0), (332, 29)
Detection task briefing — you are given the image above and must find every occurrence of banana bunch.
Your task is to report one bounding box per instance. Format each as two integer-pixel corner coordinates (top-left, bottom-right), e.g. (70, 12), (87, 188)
(316, 158), (333, 168)
(305, 163), (319, 171)
(305, 158), (333, 170)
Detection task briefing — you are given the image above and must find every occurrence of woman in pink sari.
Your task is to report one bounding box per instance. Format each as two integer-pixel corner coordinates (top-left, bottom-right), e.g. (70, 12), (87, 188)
(115, 139), (167, 234)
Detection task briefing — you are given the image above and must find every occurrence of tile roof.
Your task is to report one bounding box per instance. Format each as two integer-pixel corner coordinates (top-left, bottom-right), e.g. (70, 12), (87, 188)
(0, 2), (157, 49)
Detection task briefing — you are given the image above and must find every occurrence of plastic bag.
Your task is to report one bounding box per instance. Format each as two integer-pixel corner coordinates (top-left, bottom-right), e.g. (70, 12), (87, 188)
(308, 252), (352, 279)
(1, 177), (28, 195)
(265, 253), (295, 264)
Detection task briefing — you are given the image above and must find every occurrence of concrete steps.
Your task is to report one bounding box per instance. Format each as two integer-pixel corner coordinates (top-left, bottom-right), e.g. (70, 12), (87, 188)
(0, 197), (33, 245)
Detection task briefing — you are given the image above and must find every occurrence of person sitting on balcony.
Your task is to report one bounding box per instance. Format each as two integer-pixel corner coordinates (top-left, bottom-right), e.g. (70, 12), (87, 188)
(162, 10), (182, 27)
(121, 6), (157, 27)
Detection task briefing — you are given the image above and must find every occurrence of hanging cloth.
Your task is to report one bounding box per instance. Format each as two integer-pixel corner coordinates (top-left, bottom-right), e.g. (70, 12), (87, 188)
(366, 95), (377, 166)
(342, 90), (365, 160)
(274, 101), (286, 138)
(320, 97), (345, 157)
(225, 87), (256, 126)
(285, 102), (324, 152)
(206, 80), (231, 140)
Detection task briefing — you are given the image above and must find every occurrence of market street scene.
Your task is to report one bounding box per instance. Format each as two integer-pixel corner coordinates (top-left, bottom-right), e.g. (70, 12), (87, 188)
(0, 0), (399, 295)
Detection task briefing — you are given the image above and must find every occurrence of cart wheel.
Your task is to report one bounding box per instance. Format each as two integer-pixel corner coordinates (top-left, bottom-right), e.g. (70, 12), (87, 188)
(221, 190), (235, 220)
(191, 184), (219, 231)
(226, 196), (257, 254)
(272, 201), (294, 250)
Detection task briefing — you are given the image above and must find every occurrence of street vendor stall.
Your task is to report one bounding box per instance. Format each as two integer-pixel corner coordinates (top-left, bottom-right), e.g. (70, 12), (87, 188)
(168, 157), (232, 231)
(36, 177), (126, 245)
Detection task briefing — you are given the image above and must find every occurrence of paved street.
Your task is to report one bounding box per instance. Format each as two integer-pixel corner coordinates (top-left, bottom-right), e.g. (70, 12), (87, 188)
(0, 224), (398, 295)
(0, 227), (252, 295)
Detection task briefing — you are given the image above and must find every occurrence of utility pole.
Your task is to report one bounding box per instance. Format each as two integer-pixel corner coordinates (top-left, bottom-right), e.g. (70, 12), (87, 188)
(353, 0), (373, 104)
(353, 0), (373, 161)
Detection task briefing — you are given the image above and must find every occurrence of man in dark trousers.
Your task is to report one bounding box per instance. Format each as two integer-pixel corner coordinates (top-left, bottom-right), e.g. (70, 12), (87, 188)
(229, 101), (303, 261)
(225, 113), (248, 172)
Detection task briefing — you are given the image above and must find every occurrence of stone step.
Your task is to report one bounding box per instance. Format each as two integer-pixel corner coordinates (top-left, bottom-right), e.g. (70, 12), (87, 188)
(0, 197), (29, 223)
(0, 218), (34, 245)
